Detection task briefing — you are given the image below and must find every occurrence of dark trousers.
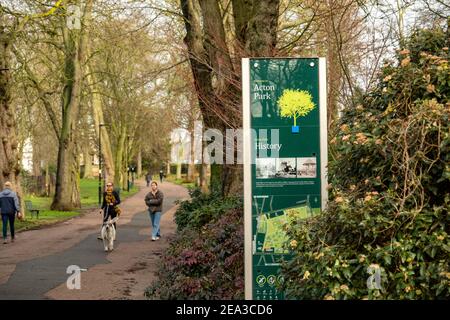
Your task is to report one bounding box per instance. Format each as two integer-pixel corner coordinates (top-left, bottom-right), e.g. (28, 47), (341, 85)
(103, 206), (117, 229)
(2, 214), (15, 239)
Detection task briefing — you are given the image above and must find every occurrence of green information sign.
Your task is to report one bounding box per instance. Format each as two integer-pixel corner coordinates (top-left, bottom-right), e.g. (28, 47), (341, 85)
(243, 58), (328, 300)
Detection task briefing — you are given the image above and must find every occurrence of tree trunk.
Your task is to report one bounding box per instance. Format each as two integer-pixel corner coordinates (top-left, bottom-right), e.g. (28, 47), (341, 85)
(166, 160), (171, 176)
(32, 138), (41, 176)
(187, 163), (195, 182)
(114, 127), (127, 190)
(199, 136), (210, 193)
(187, 131), (196, 181)
(227, 0), (280, 195)
(200, 163), (210, 193)
(86, 61), (115, 182)
(240, 0), (280, 56)
(181, 0), (280, 196)
(176, 162), (182, 180)
(229, 0), (280, 195)
(231, 0), (253, 46)
(181, 0), (230, 195)
(82, 146), (93, 178)
(51, 0), (92, 210)
(176, 140), (183, 180)
(45, 161), (50, 197)
(0, 25), (24, 215)
(137, 149), (142, 178)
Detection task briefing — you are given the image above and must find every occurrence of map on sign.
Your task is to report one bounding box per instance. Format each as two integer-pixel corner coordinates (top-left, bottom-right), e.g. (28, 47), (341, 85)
(255, 203), (311, 254)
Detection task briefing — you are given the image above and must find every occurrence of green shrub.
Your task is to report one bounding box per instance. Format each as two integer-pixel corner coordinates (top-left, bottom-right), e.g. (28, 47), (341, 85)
(175, 187), (242, 231)
(281, 27), (450, 299)
(146, 187), (244, 299)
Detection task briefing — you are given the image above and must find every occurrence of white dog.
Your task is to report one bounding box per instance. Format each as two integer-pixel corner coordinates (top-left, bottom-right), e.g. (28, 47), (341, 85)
(101, 217), (118, 252)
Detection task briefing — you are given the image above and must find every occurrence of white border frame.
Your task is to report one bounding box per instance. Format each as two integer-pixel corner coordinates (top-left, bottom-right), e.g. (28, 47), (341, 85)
(319, 57), (328, 210)
(242, 58), (252, 300)
(243, 58), (328, 300)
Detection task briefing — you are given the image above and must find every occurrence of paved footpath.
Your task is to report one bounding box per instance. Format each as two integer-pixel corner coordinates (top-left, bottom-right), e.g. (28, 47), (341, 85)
(0, 180), (188, 300)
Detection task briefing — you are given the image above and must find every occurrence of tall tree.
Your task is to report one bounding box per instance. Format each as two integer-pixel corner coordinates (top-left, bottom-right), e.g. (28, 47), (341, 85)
(51, 0), (92, 210)
(86, 61), (115, 182)
(0, 22), (22, 198)
(180, 0), (280, 195)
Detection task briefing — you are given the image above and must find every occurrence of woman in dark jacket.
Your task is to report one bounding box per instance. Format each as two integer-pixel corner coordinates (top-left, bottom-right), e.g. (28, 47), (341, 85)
(99, 182), (121, 232)
(0, 182), (21, 244)
(144, 181), (164, 241)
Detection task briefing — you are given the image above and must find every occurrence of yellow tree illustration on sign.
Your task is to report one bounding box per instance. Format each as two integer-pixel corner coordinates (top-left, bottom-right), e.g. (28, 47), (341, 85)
(278, 89), (315, 132)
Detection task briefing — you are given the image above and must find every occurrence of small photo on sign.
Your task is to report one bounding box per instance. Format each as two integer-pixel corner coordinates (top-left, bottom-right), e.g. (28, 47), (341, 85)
(275, 158), (297, 178)
(256, 158), (276, 179)
(296, 157), (317, 178)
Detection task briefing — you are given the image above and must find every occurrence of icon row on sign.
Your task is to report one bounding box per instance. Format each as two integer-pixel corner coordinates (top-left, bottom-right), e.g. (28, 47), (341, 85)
(255, 274), (284, 287)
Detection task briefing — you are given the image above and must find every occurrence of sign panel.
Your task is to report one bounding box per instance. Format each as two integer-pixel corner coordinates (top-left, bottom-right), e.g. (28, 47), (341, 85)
(243, 58), (327, 300)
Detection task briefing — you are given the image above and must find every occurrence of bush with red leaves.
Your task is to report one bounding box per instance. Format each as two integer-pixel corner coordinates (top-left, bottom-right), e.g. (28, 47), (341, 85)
(145, 204), (244, 299)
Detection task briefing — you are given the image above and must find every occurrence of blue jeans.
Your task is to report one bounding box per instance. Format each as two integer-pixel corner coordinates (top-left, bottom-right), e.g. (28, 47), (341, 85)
(2, 214), (15, 239)
(149, 211), (161, 238)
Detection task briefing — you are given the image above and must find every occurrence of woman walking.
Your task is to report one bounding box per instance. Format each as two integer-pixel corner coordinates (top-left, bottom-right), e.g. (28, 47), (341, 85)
(145, 181), (164, 241)
(98, 182), (121, 239)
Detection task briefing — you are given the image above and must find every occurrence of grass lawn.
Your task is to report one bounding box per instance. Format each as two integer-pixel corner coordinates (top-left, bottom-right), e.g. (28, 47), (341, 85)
(15, 210), (81, 232)
(16, 178), (139, 233)
(165, 174), (195, 189)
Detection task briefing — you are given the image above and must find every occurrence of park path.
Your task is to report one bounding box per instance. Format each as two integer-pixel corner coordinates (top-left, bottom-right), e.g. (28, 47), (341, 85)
(0, 180), (189, 300)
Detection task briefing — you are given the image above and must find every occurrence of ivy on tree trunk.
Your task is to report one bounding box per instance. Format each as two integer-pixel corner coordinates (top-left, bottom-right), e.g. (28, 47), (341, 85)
(0, 24), (23, 213)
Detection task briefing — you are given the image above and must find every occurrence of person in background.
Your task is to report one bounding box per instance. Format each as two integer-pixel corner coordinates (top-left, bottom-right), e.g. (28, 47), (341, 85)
(145, 172), (152, 187)
(0, 182), (21, 244)
(159, 170), (164, 183)
(144, 181), (164, 241)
